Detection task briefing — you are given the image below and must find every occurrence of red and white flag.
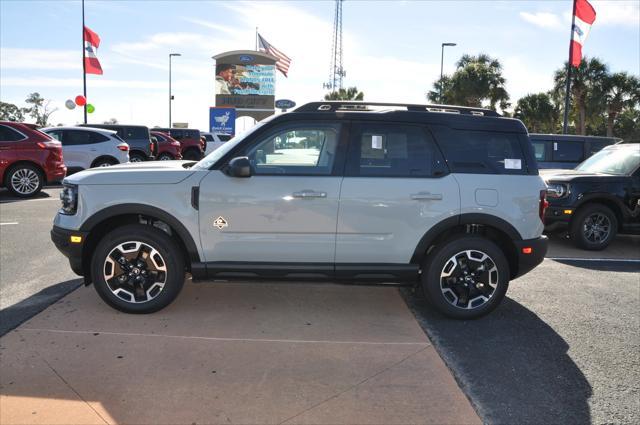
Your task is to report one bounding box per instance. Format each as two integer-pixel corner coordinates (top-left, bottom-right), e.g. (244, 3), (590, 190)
(258, 34), (291, 77)
(570, 0), (596, 67)
(83, 26), (103, 75)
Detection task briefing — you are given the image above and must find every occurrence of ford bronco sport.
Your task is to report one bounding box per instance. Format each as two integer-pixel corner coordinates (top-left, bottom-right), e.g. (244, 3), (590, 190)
(51, 101), (548, 319)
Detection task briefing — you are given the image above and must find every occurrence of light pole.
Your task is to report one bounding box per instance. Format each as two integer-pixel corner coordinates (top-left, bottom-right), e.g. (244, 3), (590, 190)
(169, 53), (181, 128)
(440, 42), (456, 104)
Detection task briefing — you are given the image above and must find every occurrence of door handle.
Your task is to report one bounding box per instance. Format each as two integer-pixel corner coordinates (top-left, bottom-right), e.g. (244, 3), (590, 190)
(410, 192), (443, 201)
(292, 190), (327, 199)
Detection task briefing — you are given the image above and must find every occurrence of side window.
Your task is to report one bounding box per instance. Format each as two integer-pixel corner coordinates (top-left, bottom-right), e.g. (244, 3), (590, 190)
(346, 123), (447, 177)
(64, 130), (92, 146)
(552, 141), (583, 162)
(245, 123), (341, 175)
(219, 134), (232, 142)
(153, 134), (166, 142)
(187, 130), (199, 140)
(0, 125), (26, 141)
(88, 132), (109, 143)
(587, 140), (610, 157)
(47, 130), (63, 143)
(125, 127), (148, 140)
(531, 141), (547, 161)
(171, 130), (184, 140)
(432, 127), (527, 175)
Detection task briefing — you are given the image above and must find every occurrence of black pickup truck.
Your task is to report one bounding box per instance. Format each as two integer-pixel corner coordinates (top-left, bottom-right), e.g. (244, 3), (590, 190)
(543, 143), (640, 250)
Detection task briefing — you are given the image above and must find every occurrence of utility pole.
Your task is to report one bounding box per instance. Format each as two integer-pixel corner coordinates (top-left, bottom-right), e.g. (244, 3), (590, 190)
(440, 42), (456, 104)
(82, 0), (87, 124)
(563, 0), (578, 134)
(169, 53), (181, 128)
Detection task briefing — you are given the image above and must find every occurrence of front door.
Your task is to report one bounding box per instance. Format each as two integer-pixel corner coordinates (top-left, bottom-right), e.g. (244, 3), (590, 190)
(198, 121), (346, 267)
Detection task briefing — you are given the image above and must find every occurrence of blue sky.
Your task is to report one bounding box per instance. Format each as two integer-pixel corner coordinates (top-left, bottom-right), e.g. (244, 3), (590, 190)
(1, 0), (638, 130)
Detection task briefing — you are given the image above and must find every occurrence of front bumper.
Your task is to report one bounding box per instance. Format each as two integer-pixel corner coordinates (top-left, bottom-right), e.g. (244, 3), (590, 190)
(544, 206), (574, 232)
(513, 236), (548, 279)
(51, 225), (88, 276)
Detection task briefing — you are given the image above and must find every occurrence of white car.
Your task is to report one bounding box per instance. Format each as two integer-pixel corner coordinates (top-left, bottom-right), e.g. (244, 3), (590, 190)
(201, 132), (232, 155)
(42, 127), (129, 172)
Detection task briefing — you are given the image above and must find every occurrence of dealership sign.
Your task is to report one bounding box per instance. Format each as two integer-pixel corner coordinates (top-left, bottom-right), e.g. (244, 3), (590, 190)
(275, 99), (296, 110)
(209, 107), (236, 135)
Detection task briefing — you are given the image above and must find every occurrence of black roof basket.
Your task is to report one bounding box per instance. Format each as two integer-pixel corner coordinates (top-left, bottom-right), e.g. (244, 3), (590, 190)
(294, 101), (501, 117)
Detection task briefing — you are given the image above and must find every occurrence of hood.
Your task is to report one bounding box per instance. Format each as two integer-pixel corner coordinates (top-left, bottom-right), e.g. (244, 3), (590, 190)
(64, 160), (199, 185)
(542, 169), (622, 183)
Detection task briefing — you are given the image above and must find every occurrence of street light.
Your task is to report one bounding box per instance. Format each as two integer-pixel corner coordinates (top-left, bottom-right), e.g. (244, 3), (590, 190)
(440, 42), (457, 104)
(169, 53), (182, 128)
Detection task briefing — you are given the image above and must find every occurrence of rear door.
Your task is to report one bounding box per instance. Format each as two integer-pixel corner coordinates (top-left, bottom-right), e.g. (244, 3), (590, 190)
(59, 130), (92, 169)
(335, 121), (458, 269)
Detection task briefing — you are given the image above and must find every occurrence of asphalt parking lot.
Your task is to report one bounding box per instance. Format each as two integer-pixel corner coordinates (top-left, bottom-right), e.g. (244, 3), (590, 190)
(1, 187), (639, 424)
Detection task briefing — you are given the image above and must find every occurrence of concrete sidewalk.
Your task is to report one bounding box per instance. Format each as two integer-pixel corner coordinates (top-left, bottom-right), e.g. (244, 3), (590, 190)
(0, 281), (480, 424)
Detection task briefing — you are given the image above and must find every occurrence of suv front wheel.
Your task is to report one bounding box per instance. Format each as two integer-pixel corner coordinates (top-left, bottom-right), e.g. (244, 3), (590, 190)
(570, 203), (618, 251)
(91, 224), (185, 313)
(421, 236), (509, 320)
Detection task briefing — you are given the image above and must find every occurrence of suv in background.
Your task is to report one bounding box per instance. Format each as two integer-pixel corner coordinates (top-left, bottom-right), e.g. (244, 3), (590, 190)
(42, 127), (129, 172)
(544, 143), (640, 250)
(202, 131), (232, 155)
(51, 101), (548, 319)
(154, 128), (203, 160)
(80, 124), (155, 162)
(530, 134), (619, 169)
(150, 131), (182, 161)
(0, 121), (66, 197)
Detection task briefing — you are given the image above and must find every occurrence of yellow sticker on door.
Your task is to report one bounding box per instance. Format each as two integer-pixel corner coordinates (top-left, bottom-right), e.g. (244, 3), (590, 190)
(213, 216), (228, 229)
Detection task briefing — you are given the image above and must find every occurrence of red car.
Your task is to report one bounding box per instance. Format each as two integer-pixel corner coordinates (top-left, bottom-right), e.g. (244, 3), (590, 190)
(150, 131), (183, 160)
(153, 128), (203, 160)
(0, 121), (66, 197)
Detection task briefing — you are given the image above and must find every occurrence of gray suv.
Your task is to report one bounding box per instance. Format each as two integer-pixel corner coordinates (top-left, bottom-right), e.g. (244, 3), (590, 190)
(80, 124), (155, 162)
(51, 102), (548, 319)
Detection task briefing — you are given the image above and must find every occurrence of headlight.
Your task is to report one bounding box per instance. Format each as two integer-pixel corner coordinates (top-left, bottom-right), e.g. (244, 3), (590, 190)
(59, 184), (78, 215)
(546, 183), (569, 199)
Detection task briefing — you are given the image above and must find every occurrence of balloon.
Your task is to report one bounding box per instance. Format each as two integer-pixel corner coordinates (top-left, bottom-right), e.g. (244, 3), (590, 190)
(75, 95), (86, 106)
(86, 104), (95, 113)
(65, 99), (76, 110)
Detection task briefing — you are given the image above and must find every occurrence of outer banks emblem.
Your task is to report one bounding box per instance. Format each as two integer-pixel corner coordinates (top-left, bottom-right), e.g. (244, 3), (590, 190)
(213, 216), (228, 230)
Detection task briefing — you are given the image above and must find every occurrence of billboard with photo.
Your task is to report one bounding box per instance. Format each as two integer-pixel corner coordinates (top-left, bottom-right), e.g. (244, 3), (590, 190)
(215, 64), (275, 96)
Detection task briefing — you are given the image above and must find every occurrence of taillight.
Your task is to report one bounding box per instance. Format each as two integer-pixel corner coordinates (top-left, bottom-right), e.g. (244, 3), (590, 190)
(117, 144), (129, 151)
(539, 190), (549, 223)
(150, 141), (155, 153)
(37, 140), (61, 149)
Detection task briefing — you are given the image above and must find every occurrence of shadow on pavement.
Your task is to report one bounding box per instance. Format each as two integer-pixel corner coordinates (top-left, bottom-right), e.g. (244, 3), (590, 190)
(0, 189), (53, 203)
(551, 259), (640, 273)
(0, 279), (82, 337)
(402, 289), (592, 425)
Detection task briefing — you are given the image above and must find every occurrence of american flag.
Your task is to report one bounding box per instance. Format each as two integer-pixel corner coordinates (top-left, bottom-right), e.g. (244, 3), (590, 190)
(258, 34), (291, 77)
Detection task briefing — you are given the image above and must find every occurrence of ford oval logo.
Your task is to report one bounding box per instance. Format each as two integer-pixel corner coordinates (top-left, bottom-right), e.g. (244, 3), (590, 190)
(275, 99), (296, 109)
(239, 55), (254, 63)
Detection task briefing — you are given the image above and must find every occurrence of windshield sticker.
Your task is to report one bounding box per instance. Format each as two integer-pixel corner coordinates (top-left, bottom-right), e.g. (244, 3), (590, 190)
(505, 158), (522, 169)
(371, 135), (383, 149)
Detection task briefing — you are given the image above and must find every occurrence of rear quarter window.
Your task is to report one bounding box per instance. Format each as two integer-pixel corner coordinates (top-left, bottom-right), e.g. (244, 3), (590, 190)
(552, 141), (583, 162)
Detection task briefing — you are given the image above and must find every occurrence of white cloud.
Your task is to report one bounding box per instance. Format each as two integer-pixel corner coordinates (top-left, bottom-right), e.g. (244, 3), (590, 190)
(591, 0), (640, 26)
(519, 12), (562, 29)
(0, 76), (197, 90)
(0, 48), (80, 70)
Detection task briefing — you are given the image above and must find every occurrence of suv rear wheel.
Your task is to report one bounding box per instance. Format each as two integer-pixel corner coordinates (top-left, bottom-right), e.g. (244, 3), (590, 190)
(570, 203), (618, 250)
(91, 224), (185, 313)
(421, 236), (509, 319)
(6, 163), (44, 197)
(129, 152), (146, 162)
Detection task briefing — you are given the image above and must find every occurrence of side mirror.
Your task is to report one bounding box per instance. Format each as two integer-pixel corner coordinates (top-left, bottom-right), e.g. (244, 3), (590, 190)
(226, 156), (252, 177)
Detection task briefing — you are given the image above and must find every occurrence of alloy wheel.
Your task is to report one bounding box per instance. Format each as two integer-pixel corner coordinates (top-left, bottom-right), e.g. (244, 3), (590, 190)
(10, 168), (40, 195)
(440, 250), (499, 310)
(583, 213), (611, 243)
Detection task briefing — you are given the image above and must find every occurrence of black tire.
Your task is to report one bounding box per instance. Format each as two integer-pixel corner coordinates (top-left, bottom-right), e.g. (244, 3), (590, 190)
(158, 152), (174, 161)
(183, 149), (202, 161)
(569, 203), (618, 250)
(91, 157), (117, 168)
(129, 152), (146, 163)
(5, 163), (44, 198)
(91, 224), (185, 313)
(421, 236), (510, 320)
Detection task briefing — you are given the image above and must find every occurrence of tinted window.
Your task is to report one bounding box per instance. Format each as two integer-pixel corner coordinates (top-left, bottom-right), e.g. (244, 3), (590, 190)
(552, 141), (583, 161)
(203, 134), (214, 142)
(186, 130), (200, 140)
(587, 140), (612, 157)
(124, 126), (149, 139)
(347, 123), (447, 177)
(0, 125), (25, 141)
(170, 129), (184, 140)
(219, 134), (232, 142)
(153, 133), (166, 142)
(531, 141), (548, 161)
(433, 127), (527, 174)
(246, 123), (341, 175)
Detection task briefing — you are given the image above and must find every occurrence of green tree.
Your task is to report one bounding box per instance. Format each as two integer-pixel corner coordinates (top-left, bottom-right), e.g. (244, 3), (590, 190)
(601, 72), (639, 137)
(324, 87), (364, 101)
(24, 92), (57, 127)
(514, 92), (560, 133)
(0, 101), (26, 122)
(427, 54), (510, 111)
(613, 108), (640, 141)
(553, 57), (608, 135)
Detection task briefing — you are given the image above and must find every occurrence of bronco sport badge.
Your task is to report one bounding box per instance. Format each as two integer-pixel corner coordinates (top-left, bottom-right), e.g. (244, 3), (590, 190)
(213, 216), (228, 229)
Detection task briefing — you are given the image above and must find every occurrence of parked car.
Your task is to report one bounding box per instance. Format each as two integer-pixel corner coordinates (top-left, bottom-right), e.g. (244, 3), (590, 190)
(51, 101), (548, 319)
(79, 124), (155, 162)
(153, 128), (203, 160)
(150, 131), (182, 160)
(41, 127), (129, 173)
(544, 143), (640, 250)
(0, 121), (66, 197)
(530, 134), (620, 169)
(201, 131), (232, 155)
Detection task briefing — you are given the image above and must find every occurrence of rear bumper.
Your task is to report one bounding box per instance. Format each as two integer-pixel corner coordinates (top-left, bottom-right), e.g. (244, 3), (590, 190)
(513, 236), (548, 279)
(46, 164), (67, 184)
(51, 225), (87, 276)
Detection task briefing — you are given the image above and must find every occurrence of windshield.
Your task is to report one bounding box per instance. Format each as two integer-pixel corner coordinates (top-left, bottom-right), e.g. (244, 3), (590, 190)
(192, 120), (269, 170)
(575, 145), (640, 175)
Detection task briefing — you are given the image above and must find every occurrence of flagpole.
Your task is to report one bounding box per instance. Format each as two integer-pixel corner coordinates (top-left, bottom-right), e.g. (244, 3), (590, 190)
(82, 0), (87, 124)
(255, 27), (258, 50)
(562, 0), (577, 134)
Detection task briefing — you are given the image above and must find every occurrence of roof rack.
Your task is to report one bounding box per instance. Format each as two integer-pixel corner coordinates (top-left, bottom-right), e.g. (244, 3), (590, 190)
(294, 101), (501, 117)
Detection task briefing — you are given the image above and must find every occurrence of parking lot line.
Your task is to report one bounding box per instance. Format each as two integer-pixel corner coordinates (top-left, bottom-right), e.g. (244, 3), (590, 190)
(0, 222), (19, 226)
(546, 257), (640, 263)
(18, 328), (431, 346)
(0, 198), (59, 203)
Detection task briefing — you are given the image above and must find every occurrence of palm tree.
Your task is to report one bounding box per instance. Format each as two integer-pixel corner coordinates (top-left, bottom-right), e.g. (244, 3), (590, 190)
(427, 54), (509, 111)
(601, 72), (639, 137)
(553, 57), (608, 135)
(514, 93), (559, 133)
(324, 87), (364, 101)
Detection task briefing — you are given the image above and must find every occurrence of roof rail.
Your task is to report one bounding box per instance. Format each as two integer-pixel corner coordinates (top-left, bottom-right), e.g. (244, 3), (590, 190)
(294, 101), (501, 117)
